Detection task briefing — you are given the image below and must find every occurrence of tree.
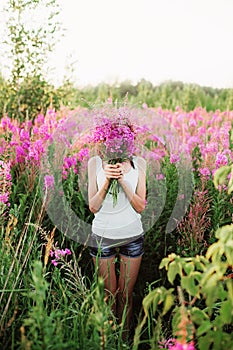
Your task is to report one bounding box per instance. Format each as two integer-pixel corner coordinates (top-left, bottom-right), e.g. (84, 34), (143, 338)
(1, 0), (62, 119)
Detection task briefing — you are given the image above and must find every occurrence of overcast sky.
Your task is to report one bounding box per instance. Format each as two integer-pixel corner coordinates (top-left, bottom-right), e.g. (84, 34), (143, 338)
(1, 0), (233, 88)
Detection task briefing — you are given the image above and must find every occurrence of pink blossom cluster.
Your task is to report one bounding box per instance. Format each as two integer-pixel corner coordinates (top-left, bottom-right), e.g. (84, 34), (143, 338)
(0, 109), (90, 190)
(168, 340), (195, 350)
(150, 106), (233, 178)
(158, 338), (195, 350)
(49, 247), (72, 266)
(91, 112), (136, 161)
(62, 147), (89, 179)
(44, 175), (55, 191)
(0, 160), (12, 207)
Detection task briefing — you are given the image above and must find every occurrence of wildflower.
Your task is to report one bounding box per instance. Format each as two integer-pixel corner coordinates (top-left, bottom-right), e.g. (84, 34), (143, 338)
(51, 259), (58, 266)
(156, 173), (165, 180)
(16, 145), (26, 163)
(158, 338), (176, 349)
(215, 152), (228, 168)
(170, 154), (180, 164)
(27, 139), (44, 166)
(205, 142), (218, 154)
(0, 160), (12, 208)
(0, 193), (10, 205)
(62, 154), (78, 179)
(34, 113), (45, 126)
(189, 119), (197, 128)
(44, 175), (55, 191)
(49, 246), (72, 267)
(77, 147), (89, 162)
(168, 339), (195, 350)
(158, 338), (195, 350)
(199, 167), (211, 178)
(1, 116), (16, 132)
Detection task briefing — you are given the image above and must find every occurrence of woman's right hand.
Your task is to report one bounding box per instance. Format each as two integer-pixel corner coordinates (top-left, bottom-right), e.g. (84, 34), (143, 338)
(103, 163), (122, 180)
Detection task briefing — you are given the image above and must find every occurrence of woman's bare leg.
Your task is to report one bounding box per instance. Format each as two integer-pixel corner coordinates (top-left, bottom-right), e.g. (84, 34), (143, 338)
(92, 257), (117, 314)
(117, 255), (142, 335)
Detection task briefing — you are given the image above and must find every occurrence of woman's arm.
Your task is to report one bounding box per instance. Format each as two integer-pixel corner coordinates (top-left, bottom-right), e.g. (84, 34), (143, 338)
(88, 157), (122, 213)
(88, 157), (109, 213)
(118, 157), (146, 213)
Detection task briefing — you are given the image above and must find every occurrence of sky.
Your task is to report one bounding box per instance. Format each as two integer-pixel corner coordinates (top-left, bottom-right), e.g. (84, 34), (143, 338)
(1, 0), (233, 88)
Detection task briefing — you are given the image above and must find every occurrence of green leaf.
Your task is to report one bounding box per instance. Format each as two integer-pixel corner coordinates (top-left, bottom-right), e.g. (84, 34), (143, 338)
(183, 262), (195, 275)
(220, 300), (233, 324)
(201, 265), (226, 289)
(142, 289), (161, 316)
(206, 242), (222, 261)
(196, 320), (212, 336)
(159, 257), (170, 270)
(213, 165), (231, 189)
(226, 279), (233, 304)
(215, 224), (233, 241)
(198, 332), (213, 350)
(162, 293), (175, 315)
(181, 275), (199, 297)
(225, 246), (233, 265)
(191, 307), (209, 325)
(227, 182), (233, 194)
(167, 261), (180, 284)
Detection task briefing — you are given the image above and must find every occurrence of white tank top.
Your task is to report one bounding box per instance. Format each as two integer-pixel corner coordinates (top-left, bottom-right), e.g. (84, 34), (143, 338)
(92, 156), (143, 239)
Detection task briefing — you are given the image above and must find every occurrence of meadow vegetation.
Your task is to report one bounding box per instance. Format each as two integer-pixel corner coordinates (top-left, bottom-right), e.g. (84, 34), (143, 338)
(0, 1), (233, 349)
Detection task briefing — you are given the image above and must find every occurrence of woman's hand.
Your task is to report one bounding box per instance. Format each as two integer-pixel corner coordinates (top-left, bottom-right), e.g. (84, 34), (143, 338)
(115, 163), (124, 184)
(103, 163), (123, 180)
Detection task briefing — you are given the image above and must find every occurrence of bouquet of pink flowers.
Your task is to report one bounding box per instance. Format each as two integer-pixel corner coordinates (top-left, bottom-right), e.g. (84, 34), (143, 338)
(92, 111), (136, 206)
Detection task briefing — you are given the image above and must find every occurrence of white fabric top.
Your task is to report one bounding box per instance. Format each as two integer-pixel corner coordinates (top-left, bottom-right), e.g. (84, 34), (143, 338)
(92, 155), (143, 239)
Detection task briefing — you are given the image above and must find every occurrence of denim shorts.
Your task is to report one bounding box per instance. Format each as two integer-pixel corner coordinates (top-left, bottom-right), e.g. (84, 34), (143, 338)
(89, 234), (144, 259)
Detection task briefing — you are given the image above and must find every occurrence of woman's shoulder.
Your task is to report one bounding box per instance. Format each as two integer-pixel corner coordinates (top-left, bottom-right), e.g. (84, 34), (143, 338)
(133, 155), (146, 170)
(88, 155), (101, 167)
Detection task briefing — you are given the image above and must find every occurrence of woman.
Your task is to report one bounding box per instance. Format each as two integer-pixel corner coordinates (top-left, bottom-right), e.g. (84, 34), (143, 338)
(88, 116), (146, 337)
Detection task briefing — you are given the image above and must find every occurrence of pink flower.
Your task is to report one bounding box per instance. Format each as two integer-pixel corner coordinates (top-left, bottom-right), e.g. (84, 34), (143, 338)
(189, 119), (197, 128)
(0, 160), (12, 207)
(205, 142), (219, 154)
(199, 167), (211, 177)
(215, 152), (228, 168)
(77, 147), (89, 162)
(44, 175), (55, 191)
(92, 114), (136, 160)
(156, 173), (165, 180)
(16, 145), (26, 163)
(64, 155), (77, 169)
(0, 193), (10, 205)
(168, 339), (195, 350)
(170, 154), (180, 164)
(51, 259), (58, 266)
(1, 116), (16, 132)
(27, 139), (44, 165)
(34, 113), (45, 125)
(158, 338), (176, 349)
(50, 246), (72, 267)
